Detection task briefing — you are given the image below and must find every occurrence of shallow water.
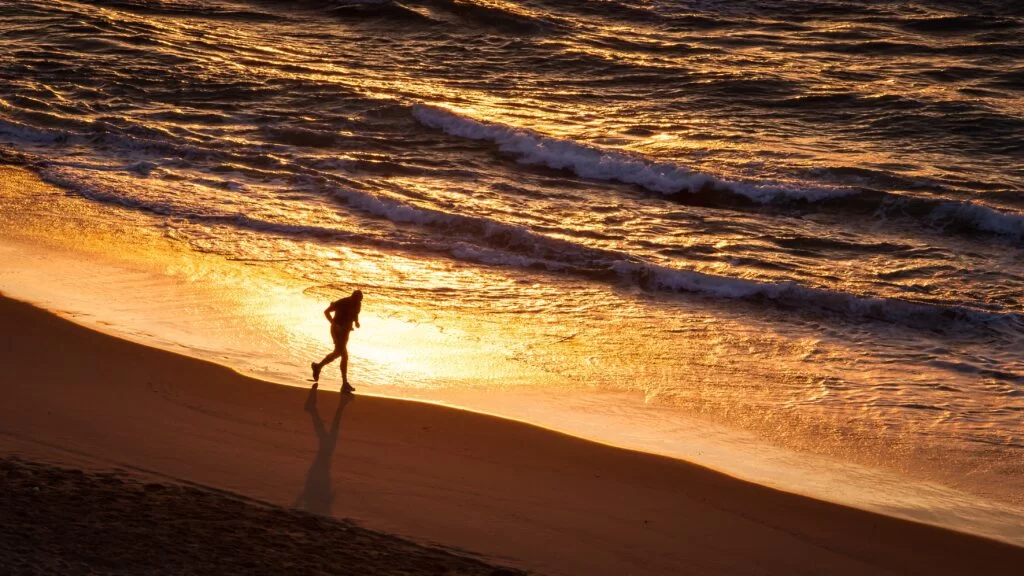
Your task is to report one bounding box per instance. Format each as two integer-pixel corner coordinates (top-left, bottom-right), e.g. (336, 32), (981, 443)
(1, 0), (1022, 540)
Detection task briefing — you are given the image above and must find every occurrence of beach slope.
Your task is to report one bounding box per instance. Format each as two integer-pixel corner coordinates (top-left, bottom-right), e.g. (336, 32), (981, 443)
(0, 295), (1020, 575)
(0, 456), (523, 576)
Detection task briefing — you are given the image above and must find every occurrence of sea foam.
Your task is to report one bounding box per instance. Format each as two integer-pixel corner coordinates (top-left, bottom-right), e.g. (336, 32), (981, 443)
(39, 162), (1023, 334)
(611, 261), (1022, 331)
(412, 104), (855, 204)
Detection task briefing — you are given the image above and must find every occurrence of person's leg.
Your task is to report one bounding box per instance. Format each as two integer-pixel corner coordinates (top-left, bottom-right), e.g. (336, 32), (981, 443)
(339, 350), (355, 393)
(313, 325), (346, 381)
(311, 349), (339, 381)
(338, 329), (354, 392)
(318, 349), (341, 368)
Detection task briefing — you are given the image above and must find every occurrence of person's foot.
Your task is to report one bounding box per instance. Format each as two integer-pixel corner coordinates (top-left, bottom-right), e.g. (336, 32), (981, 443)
(311, 362), (321, 382)
(341, 382), (356, 394)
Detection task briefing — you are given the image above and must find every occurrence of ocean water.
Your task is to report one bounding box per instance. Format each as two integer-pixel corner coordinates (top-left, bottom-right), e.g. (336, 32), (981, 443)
(1, 0), (1022, 540)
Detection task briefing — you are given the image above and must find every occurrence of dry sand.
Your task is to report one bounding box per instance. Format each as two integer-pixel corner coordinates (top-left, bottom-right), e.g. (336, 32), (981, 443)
(0, 457), (523, 576)
(1, 294), (1021, 575)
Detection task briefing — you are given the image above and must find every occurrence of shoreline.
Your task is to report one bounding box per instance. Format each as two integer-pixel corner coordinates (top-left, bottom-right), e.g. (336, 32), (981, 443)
(1, 293), (1021, 575)
(3, 162), (1023, 546)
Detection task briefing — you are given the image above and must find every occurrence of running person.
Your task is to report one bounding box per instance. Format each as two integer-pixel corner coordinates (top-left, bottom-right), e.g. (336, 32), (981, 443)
(311, 289), (362, 393)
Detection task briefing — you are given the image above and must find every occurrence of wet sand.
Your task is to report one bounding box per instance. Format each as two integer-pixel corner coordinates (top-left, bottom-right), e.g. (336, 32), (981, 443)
(0, 294), (1021, 575)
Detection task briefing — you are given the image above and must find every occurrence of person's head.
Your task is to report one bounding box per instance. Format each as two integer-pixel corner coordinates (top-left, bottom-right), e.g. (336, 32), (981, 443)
(352, 289), (363, 301)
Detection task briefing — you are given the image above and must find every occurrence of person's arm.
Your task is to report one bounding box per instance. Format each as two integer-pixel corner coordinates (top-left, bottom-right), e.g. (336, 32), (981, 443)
(354, 301), (361, 329)
(324, 302), (336, 323)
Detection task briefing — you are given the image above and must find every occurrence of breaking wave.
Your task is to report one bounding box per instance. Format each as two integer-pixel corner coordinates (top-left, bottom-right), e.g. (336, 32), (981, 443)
(413, 104), (1024, 241)
(412, 104), (853, 204)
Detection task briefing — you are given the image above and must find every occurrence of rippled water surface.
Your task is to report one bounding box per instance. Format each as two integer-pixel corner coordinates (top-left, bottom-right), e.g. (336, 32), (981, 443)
(1, 0), (1022, 533)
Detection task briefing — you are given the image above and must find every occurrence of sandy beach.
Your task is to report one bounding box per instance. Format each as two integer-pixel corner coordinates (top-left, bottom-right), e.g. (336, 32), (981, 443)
(0, 456), (523, 576)
(0, 294), (1021, 575)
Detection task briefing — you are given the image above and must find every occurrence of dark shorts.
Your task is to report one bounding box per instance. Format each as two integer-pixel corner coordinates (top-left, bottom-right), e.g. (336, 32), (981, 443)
(330, 324), (351, 349)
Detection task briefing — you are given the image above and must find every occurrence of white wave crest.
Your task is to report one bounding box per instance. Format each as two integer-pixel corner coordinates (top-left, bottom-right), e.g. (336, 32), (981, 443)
(611, 261), (1018, 329)
(931, 200), (1024, 238)
(412, 104), (855, 203)
(0, 117), (68, 144)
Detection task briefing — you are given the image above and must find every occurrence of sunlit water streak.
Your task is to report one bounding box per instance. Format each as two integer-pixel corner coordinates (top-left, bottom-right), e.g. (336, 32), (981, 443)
(0, 0), (1022, 541)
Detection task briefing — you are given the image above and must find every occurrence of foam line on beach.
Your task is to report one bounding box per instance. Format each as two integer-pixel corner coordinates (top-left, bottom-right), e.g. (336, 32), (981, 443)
(36, 164), (1024, 336)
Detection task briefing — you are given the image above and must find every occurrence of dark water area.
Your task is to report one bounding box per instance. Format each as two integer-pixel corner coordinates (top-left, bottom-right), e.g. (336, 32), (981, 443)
(1, 0), (1022, 528)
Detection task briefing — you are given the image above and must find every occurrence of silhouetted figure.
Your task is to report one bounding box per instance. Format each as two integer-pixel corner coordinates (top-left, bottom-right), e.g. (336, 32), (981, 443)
(311, 290), (362, 393)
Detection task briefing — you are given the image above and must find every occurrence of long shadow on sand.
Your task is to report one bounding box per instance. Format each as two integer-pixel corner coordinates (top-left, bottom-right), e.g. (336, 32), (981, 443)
(295, 385), (352, 516)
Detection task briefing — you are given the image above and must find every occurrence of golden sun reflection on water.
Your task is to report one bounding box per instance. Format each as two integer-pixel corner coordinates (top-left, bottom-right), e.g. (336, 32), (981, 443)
(0, 167), (547, 392)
